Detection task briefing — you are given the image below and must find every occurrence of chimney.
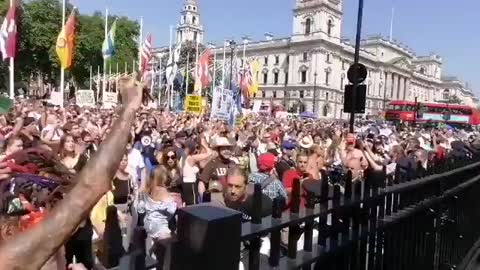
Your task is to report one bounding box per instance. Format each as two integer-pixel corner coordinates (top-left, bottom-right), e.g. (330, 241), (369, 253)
(264, 32), (274, 41)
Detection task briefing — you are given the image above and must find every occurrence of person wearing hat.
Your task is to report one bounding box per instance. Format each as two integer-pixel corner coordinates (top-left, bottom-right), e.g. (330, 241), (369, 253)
(299, 136), (314, 149)
(248, 153), (287, 202)
(198, 137), (236, 199)
(276, 140), (297, 181)
(173, 130), (188, 161)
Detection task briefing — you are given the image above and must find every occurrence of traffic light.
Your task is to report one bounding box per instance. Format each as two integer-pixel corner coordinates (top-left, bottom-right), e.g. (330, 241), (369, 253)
(343, 84), (366, 113)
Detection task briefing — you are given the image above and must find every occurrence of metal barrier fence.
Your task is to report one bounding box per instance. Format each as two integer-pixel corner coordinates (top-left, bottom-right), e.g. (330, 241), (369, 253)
(110, 156), (480, 270)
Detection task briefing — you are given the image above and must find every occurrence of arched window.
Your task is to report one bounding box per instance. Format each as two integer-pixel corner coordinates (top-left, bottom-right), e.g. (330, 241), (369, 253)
(194, 32), (198, 42)
(322, 104), (330, 117)
(305, 18), (312, 34)
(327, 19), (333, 36)
(182, 16), (186, 23)
(192, 16), (197, 25)
(443, 89), (450, 100)
(419, 67), (426, 74)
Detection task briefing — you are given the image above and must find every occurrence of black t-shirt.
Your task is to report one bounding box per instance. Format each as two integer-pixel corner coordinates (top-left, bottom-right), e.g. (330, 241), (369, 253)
(199, 157), (236, 184)
(276, 158), (294, 183)
(225, 194), (272, 222)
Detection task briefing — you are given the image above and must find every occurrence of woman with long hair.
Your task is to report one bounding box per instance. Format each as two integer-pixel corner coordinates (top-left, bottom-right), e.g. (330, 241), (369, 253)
(112, 155), (134, 205)
(58, 134), (87, 174)
(138, 166), (177, 267)
(159, 147), (182, 198)
(182, 136), (213, 205)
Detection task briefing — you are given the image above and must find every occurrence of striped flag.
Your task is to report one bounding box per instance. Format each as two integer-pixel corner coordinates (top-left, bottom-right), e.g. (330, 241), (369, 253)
(0, 3), (17, 60)
(56, 9), (77, 69)
(140, 33), (152, 76)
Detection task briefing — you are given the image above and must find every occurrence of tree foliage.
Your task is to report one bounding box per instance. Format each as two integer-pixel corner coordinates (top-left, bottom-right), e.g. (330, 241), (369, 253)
(0, 0), (139, 93)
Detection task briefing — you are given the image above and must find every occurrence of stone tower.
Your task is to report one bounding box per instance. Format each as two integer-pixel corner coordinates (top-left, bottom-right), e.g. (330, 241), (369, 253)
(292, 0), (343, 43)
(176, 0), (204, 44)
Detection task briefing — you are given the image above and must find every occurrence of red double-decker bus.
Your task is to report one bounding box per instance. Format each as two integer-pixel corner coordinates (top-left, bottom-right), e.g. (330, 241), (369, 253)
(385, 100), (480, 126)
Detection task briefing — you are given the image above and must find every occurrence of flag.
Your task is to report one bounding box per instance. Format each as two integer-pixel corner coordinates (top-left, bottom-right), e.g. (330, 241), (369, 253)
(56, 9), (77, 69)
(0, 3), (17, 60)
(140, 33), (152, 76)
(102, 19), (117, 59)
(194, 49), (212, 91)
(166, 42), (182, 85)
(248, 59), (261, 96)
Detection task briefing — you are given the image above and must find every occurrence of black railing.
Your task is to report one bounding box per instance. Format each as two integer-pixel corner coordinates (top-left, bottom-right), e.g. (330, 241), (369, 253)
(110, 156), (480, 270)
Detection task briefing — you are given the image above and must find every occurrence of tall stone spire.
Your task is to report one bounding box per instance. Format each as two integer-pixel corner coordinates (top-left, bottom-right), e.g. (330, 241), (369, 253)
(176, 0), (204, 44)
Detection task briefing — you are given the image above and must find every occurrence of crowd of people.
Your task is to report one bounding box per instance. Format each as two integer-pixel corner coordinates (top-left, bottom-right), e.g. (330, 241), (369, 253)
(0, 75), (479, 269)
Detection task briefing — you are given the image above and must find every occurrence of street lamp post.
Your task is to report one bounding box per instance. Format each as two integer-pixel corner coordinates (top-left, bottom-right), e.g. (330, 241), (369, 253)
(229, 40), (236, 90)
(313, 72), (318, 115)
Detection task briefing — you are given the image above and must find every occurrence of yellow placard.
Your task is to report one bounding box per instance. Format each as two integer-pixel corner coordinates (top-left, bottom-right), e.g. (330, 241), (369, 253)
(186, 95), (202, 114)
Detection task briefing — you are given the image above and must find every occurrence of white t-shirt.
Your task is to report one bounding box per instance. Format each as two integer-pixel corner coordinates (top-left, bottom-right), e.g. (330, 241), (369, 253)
(41, 125), (64, 142)
(128, 148), (145, 181)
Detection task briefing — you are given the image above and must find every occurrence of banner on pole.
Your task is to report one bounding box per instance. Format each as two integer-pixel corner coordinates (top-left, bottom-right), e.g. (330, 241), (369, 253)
(103, 92), (118, 109)
(185, 95), (202, 114)
(210, 87), (234, 121)
(76, 90), (95, 107)
(50, 91), (63, 106)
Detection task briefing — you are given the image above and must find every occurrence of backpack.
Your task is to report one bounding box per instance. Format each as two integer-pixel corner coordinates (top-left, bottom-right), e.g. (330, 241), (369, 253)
(246, 174), (276, 195)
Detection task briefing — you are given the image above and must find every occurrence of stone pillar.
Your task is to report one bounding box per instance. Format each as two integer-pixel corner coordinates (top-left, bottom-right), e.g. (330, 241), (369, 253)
(398, 76), (404, 101)
(392, 73), (398, 100)
(405, 79), (411, 101)
(384, 72), (391, 99)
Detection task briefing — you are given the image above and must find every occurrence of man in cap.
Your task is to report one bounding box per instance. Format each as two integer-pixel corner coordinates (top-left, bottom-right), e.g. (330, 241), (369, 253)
(248, 153), (287, 202)
(276, 140), (296, 181)
(199, 137), (236, 198)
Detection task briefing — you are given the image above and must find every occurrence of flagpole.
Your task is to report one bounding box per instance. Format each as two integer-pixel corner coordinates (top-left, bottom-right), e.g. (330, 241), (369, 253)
(158, 56), (162, 107)
(108, 62), (112, 92)
(125, 61), (127, 74)
(221, 40), (227, 89)
(389, 7), (395, 42)
(185, 51), (190, 98)
(8, 0), (14, 100)
(59, 0), (66, 107)
(102, 8), (108, 103)
(89, 66), (92, 90)
(212, 45), (217, 89)
(150, 58), (155, 96)
(116, 62), (119, 92)
(168, 25), (173, 110)
(138, 16), (143, 71)
(96, 65), (100, 102)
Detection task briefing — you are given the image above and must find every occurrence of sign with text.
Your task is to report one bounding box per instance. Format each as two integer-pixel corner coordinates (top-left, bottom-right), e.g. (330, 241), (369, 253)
(76, 90), (95, 107)
(103, 92), (118, 109)
(210, 87), (234, 122)
(185, 95), (202, 114)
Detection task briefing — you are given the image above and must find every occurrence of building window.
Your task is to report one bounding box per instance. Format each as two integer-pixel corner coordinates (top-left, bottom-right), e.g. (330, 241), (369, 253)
(420, 67), (426, 74)
(193, 6), (196, 11)
(300, 90), (304, 98)
(340, 77), (344, 90)
(275, 55), (279, 65)
(182, 16), (186, 23)
(327, 19), (333, 36)
(443, 89), (450, 100)
(303, 52), (308, 61)
(301, 71), (307, 84)
(326, 92), (329, 100)
(263, 73), (268, 84)
(192, 16), (197, 25)
(261, 91), (265, 98)
(264, 56), (268, 66)
(367, 100), (371, 108)
(273, 91), (277, 98)
(194, 32), (198, 42)
(342, 61), (346, 70)
(305, 18), (311, 34)
(240, 59), (244, 67)
(284, 72), (289, 85)
(326, 53), (331, 63)
(325, 70), (330, 85)
(274, 72), (279, 84)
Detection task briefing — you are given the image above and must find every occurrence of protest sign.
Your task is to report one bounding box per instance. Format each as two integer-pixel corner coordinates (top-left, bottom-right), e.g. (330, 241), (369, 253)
(50, 91), (63, 106)
(185, 95), (202, 114)
(210, 87), (234, 122)
(76, 90), (95, 107)
(103, 92), (118, 109)
(252, 100), (262, 113)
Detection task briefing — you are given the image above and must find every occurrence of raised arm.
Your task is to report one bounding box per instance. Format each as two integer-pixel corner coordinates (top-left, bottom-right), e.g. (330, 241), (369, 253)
(0, 75), (144, 270)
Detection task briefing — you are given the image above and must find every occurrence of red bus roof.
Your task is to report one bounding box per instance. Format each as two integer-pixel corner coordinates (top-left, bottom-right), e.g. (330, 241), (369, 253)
(388, 100), (472, 110)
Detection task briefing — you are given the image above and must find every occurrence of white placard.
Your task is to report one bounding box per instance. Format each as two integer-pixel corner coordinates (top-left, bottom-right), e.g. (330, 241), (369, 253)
(103, 92), (118, 109)
(49, 91), (63, 106)
(210, 87), (234, 122)
(252, 100), (262, 113)
(76, 90), (95, 107)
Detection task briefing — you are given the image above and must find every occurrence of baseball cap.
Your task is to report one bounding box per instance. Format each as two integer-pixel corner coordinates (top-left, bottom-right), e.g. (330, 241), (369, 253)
(281, 140), (296, 150)
(257, 153), (276, 172)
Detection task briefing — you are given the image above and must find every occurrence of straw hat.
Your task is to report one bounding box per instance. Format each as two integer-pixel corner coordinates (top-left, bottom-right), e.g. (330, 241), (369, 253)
(212, 136), (234, 148)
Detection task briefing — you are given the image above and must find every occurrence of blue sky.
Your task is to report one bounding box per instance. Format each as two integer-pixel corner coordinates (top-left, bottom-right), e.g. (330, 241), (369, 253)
(74, 0), (479, 94)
